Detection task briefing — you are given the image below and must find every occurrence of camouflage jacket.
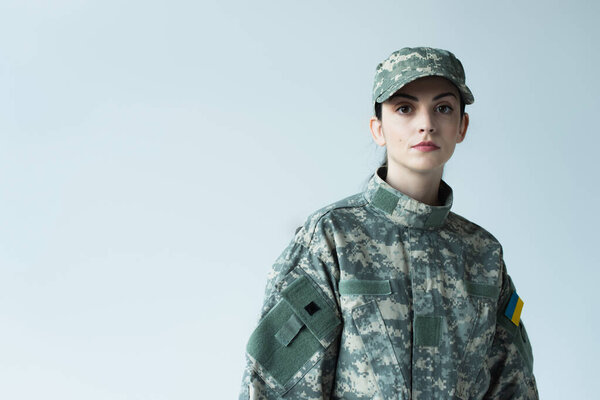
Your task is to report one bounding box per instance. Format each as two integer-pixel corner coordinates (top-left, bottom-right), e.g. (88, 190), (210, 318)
(239, 167), (539, 400)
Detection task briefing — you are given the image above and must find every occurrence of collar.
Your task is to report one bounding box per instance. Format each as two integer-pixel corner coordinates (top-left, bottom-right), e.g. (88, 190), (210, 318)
(364, 166), (453, 229)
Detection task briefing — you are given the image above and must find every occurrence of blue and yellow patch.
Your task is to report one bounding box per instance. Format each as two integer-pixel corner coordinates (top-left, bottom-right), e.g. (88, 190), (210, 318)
(504, 291), (524, 326)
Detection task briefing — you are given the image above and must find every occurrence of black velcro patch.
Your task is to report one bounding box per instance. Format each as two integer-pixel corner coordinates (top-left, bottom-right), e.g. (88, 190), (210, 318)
(304, 301), (320, 316)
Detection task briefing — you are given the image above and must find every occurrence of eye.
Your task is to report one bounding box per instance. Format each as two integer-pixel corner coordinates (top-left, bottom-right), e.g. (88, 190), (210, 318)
(396, 105), (412, 114)
(435, 105), (453, 114)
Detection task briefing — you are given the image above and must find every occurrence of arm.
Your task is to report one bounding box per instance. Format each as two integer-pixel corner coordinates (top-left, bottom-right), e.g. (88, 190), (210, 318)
(481, 256), (539, 400)
(238, 234), (342, 400)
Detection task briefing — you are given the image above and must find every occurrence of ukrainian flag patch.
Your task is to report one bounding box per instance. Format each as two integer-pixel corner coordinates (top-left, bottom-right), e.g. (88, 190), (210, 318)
(504, 291), (524, 326)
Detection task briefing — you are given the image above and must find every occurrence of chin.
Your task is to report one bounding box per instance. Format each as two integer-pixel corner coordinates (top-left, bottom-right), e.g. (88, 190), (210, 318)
(408, 161), (444, 171)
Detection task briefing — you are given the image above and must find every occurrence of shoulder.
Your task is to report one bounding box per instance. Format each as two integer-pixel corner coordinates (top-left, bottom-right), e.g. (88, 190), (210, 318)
(294, 192), (368, 247)
(446, 211), (506, 285)
(446, 210), (502, 249)
(261, 193), (368, 304)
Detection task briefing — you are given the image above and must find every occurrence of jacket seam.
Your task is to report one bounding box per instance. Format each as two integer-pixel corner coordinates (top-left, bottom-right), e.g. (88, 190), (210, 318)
(305, 198), (369, 246)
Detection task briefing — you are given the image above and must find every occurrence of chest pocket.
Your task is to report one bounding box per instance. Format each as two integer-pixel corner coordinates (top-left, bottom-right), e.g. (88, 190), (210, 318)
(342, 279), (410, 400)
(455, 281), (500, 399)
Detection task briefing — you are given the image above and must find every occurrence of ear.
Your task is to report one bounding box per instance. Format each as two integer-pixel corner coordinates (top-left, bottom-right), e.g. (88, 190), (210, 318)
(456, 112), (469, 143)
(370, 116), (386, 147)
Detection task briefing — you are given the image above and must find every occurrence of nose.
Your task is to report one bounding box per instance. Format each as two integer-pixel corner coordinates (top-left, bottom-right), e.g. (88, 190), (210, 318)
(417, 111), (436, 134)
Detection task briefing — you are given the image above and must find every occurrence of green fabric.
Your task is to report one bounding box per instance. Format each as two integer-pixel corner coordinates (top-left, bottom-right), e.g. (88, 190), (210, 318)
(246, 298), (321, 387)
(496, 277), (518, 337)
(339, 279), (392, 295)
(465, 281), (501, 299)
(274, 313), (305, 347)
(514, 323), (534, 372)
(497, 307), (518, 337)
(371, 188), (399, 214)
(351, 300), (408, 399)
(414, 315), (442, 347)
(425, 208), (447, 227)
(496, 278), (533, 372)
(281, 276), (341, 341)
(246, 276), (341, 389)
(372, 47), (475, 106)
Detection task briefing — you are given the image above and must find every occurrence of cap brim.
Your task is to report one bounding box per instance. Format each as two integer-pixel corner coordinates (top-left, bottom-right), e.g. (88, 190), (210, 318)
(375, 72), (474, 105)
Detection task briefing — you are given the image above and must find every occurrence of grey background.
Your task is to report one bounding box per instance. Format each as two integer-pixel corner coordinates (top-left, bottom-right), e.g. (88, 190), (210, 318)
(0, 0), (597, 398)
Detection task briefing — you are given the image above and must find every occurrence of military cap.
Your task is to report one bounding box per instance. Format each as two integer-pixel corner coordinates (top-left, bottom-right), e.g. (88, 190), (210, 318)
(372, 46), (474, 106)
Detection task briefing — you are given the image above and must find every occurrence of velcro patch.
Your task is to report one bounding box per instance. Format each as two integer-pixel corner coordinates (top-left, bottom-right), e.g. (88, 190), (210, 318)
(246, 275), (341, 392)
(281, 276), (340, 341)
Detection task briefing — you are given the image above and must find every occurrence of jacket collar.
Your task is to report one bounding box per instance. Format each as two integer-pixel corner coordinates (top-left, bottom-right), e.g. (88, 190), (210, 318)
(364, 166), (453, 229)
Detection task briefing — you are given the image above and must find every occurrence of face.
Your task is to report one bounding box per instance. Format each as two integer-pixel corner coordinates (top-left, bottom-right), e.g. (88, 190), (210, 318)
(370, 76), (469, 179)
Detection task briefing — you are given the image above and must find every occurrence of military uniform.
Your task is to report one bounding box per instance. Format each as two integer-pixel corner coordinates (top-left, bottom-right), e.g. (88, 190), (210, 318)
(239, 47), (539, 399)
(238, 167), (538, 399)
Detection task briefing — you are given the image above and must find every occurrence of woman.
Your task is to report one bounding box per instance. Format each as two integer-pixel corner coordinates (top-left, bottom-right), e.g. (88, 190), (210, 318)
(239, 47), (539, 400)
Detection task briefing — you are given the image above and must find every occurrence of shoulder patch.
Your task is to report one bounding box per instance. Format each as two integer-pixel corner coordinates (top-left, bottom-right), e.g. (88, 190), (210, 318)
(504, 291), (524, 326)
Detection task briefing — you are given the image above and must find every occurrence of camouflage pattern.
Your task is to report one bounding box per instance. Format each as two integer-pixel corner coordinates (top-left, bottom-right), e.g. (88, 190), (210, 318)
(239, 167), (538, 399)
(373, 47), (475, 106)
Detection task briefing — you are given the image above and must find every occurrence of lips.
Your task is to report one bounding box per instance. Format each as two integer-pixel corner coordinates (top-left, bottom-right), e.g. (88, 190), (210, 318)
(413, 141), (439, 148)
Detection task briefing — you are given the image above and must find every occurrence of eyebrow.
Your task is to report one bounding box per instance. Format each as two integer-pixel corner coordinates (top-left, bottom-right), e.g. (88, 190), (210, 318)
(388, 92), (457, 102)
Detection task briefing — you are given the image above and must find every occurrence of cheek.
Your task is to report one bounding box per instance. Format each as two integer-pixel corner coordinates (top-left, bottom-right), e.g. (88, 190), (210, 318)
(382, 124), (409, 144)
(440, 121), (462, 140)
(384, 132), (406, 146)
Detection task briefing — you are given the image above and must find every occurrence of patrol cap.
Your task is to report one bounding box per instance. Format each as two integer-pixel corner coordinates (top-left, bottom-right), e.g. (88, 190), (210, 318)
(372, 47), (474, 106)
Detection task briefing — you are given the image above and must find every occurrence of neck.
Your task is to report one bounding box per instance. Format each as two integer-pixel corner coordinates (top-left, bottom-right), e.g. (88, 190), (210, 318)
(383, 163), (443, 206)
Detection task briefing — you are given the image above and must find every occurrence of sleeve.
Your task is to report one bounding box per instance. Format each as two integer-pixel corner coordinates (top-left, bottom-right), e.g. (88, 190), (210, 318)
(238, 229), (343, 400)
(481, 254), (540, 400)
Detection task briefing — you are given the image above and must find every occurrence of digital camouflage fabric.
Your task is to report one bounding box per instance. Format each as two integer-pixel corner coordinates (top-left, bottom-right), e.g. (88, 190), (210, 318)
(372, 47), (475, 106)
(239, 167), (538, 400)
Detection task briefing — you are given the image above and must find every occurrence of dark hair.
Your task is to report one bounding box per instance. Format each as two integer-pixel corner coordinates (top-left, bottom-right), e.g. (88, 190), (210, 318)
(374, 92), (466, 169)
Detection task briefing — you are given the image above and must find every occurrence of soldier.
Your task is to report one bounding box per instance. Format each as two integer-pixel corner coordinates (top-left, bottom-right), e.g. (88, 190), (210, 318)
(239, 47), (539, 399)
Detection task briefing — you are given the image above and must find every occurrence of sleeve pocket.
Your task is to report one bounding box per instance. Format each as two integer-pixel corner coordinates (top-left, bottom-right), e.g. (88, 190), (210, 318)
(246, 275), (341, 394)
